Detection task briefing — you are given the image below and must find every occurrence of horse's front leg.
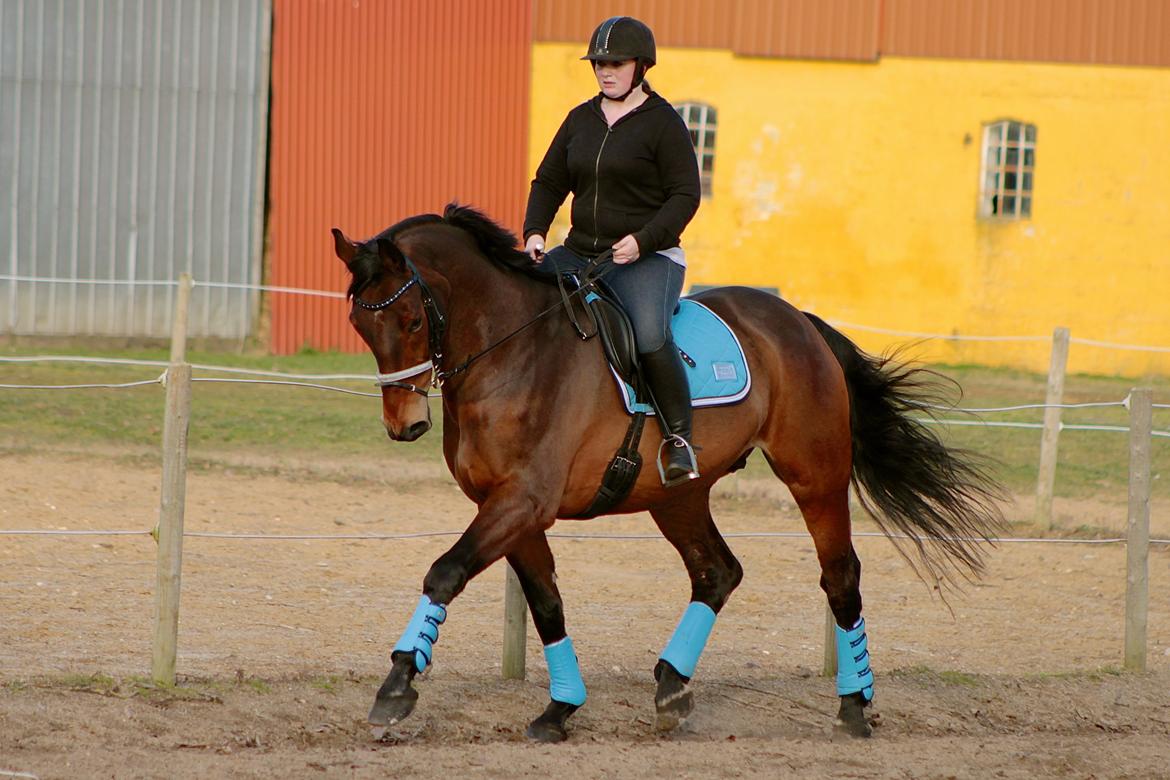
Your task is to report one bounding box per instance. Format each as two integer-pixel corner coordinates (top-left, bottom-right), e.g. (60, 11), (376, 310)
(368, 490), (551, 732)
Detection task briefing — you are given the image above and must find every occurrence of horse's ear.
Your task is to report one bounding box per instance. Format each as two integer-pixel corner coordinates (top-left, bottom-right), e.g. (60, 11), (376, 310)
(376, 237), (406, 267)
(332, 228), (357, 265)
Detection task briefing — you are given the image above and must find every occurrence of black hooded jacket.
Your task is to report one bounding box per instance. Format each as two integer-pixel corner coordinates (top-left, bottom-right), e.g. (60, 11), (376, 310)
(523, 92), (701, 258)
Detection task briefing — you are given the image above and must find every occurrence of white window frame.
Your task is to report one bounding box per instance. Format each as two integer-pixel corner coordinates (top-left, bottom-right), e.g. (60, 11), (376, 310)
(979, 120), (1036, 219)
(676, 102), (717, 198)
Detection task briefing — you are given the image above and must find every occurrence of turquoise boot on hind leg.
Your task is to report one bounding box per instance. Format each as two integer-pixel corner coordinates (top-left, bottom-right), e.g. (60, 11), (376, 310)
(834, 616), (875, 737)
(654, 602), (717, 730)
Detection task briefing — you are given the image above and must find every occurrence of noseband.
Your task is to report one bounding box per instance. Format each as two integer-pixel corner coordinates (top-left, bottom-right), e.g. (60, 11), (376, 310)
(353, 257), (446, 396)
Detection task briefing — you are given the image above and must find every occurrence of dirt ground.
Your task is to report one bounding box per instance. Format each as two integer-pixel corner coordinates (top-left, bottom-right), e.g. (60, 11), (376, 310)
(2, 449), (1169, 779)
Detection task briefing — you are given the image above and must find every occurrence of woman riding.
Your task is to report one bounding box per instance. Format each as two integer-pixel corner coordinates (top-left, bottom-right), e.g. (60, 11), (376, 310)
(523, 16), (703, 487)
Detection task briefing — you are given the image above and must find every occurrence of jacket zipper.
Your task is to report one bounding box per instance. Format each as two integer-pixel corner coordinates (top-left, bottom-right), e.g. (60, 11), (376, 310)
(592, 126), (612, 252)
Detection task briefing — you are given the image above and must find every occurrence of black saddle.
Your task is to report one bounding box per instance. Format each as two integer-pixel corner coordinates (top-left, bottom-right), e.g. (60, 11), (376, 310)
(559, 271), (638, 385)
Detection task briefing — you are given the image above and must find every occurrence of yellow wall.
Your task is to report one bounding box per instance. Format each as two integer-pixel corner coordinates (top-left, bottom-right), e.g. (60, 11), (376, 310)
(528, 43), (1170, 376)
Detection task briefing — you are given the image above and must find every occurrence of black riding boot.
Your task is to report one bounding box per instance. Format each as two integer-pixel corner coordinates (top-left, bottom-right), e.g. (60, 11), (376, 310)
(640, 342), (699, 487)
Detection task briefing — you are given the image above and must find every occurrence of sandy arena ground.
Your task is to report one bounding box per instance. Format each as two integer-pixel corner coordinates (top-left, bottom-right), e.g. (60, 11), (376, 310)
(1, 450), (1168, 778)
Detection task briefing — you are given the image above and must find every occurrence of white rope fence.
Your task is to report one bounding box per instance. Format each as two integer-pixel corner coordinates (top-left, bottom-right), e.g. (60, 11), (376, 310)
(2, 527), (1168, 545)
(0, 273), (345, 300)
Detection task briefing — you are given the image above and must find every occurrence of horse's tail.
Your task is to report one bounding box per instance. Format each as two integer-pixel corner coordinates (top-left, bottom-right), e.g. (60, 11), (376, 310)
(803, 312), (1005, 583)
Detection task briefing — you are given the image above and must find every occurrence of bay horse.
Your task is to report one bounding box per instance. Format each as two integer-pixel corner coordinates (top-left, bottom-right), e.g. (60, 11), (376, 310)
(331, 203), (1002, 742)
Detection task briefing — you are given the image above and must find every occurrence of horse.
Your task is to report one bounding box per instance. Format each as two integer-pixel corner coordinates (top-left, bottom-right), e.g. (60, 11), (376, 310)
(330, 203), (1002, 742)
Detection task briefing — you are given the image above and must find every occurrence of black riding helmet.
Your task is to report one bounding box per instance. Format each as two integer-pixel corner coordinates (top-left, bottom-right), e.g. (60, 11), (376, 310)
(582, 17), (656, 101)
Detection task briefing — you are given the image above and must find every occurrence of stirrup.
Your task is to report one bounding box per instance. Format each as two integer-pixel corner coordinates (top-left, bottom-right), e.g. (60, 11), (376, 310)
(656, 434), (699, 488)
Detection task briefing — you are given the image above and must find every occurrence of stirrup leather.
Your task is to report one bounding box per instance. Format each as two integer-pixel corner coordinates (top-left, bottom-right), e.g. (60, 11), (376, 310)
(656, 434), (699, 487)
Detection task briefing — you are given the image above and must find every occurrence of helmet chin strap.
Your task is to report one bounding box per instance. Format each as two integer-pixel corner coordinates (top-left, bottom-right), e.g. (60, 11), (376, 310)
(607, 62), (648, 102)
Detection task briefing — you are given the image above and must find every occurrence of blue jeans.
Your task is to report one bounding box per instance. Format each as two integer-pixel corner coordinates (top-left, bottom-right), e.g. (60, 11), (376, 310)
(536, 246), (685, 354)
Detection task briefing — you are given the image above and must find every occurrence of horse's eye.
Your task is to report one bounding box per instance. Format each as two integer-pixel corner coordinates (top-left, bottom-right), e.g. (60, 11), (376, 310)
(408, 317), (424, 333)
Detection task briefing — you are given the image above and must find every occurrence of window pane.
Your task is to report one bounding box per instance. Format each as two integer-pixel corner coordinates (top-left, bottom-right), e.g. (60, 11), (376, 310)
(689, 129), (699, 145)
(1007, 123), (1020, 141)
(1002, 195), (1016, 214)
(1022, 172), (1033, 192)
(1004, 172), (1018, 191)
(706, 128), (716, 148)
(1024, 125), (1036, 142)
(707, 107), (717, 123)
(989, 147), (1001, 165)
(988, 124), (1002, 142)
(702, 154), (714, 173)
(987, 172), (1000, 193)
(1006, 147), (1019, 166)
(1024, 148), (1034, 166)
(1021, 196), (1032, 216)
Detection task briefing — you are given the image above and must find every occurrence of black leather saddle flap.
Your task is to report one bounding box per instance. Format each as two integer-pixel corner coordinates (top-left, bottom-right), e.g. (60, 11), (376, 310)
(587, 292), (637, 385)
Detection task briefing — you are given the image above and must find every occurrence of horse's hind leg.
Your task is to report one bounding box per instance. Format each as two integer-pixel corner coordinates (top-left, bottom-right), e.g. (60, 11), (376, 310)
(790, 486), (873, 738)
(505, 532), (586, 743)
(648, 489), (744, 731)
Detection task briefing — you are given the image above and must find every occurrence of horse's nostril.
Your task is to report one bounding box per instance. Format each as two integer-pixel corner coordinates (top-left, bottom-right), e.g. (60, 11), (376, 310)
(403, 420), (431, 441)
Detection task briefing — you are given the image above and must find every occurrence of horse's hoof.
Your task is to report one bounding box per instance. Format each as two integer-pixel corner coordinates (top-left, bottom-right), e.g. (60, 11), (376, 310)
(834, 692), (873, 738)
(525, 700), (578, 743)
(654, 688), (694, 732)
(368, 687), (418, 728)
(653, 660), (693, 732)
(525, 719), (568, 743)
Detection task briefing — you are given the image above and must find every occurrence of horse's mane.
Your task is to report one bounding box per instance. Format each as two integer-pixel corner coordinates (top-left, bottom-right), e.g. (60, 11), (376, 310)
(348, 204), (546, 300)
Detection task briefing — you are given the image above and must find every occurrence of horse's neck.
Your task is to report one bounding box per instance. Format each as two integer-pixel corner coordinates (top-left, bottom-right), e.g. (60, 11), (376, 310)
(415, 247), (561, 386)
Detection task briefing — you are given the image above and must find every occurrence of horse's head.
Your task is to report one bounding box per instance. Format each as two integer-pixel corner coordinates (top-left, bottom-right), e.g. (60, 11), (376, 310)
(333, 228), (434, 442)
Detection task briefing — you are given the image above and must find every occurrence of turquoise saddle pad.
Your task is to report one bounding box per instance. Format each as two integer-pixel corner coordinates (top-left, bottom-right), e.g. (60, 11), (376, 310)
(613, 298), (751, 415)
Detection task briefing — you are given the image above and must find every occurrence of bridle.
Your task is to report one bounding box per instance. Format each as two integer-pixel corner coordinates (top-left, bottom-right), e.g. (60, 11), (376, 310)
(353, 257), (446, 397)
(353, 248), (616, 396)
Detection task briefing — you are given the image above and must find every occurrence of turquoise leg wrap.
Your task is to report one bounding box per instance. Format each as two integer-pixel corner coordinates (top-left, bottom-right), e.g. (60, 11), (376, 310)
(835, 616), (874, 700)
(393, 595), (447, 672)
(659, 602), (717, 679)
(543, 636), (587, 706)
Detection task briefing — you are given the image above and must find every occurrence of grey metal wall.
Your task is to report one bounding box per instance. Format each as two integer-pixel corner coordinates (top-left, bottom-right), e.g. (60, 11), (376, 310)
(0, 0), (271, 339)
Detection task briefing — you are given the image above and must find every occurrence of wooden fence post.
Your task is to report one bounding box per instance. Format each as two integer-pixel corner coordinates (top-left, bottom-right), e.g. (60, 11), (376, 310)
(152, 274), (194, 685)
(823, 601), (837, 677)
(1124, 388), (1151, 672)
(502, 563), (528, 679)
(1036, 327), (1070, 528)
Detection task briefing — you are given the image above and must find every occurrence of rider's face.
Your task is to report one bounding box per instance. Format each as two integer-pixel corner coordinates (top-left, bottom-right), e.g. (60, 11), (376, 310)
(593, 59), (636, 99)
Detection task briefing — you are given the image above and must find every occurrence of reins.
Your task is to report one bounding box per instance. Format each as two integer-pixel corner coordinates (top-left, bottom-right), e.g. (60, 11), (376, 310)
(435, 250), (616, 384)
(356, 249), (616, 393)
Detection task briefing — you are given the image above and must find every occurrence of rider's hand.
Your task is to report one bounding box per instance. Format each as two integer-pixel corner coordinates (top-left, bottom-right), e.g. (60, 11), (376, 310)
(525, 234), (546, 262)
(612, 234), (640, 264)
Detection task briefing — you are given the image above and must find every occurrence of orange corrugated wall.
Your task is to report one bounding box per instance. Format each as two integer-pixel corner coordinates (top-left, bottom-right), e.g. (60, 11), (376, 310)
(732, 0), (880, 60)
(534, 0), (732, 50)
(532, 0), (880, 61)
(882, 0), (1170, 66)
(268, 0), (531, 354)
(534, 0), (1169, 67)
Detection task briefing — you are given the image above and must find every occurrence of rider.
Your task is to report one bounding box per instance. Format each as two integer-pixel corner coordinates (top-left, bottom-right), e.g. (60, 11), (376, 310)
(523, 16), (703, 487)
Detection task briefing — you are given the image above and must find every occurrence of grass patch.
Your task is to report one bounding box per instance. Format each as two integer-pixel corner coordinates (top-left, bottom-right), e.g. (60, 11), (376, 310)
(2, 679), (30, 693)
(58, 672), (119, 693)
(937, 670), (981, 687)
(1035, 665), (1127, 682)
(243, 678), (272, 694)
(13, 673), (224, 703)
(310, 675), (342, 694)
(888, 666), (982, 686)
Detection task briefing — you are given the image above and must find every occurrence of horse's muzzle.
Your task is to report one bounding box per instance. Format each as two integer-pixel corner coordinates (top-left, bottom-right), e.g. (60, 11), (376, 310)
(387, 419), (431, 442)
